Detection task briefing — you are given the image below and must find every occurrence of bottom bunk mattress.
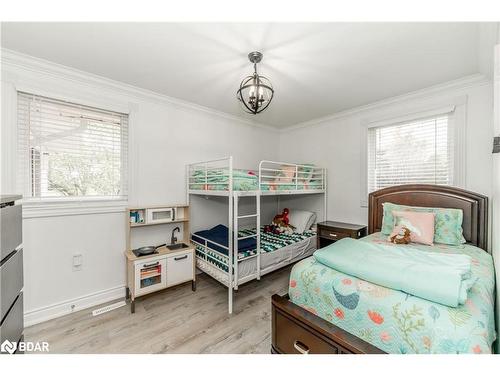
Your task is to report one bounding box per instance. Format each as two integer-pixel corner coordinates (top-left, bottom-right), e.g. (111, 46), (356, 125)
(194, 228), (316, 280)
(288, 232), (496, 354)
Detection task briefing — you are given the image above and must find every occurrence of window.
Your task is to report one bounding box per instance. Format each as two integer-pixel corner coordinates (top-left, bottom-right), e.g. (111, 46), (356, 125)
(367, 114), (453, 193)
(18, 92), (128, 201)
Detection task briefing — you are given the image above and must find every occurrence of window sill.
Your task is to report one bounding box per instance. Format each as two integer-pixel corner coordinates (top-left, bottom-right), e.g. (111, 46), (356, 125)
(22, 198), (128, 219)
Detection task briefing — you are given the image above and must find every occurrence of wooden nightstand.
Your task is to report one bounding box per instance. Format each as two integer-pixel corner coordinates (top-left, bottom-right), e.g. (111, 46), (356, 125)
(316, 221), (367, 249)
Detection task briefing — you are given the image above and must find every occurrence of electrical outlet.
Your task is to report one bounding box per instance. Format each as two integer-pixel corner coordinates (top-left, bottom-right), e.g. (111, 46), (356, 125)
(73, 254), (83, 271)
(493, 136), (500, 154)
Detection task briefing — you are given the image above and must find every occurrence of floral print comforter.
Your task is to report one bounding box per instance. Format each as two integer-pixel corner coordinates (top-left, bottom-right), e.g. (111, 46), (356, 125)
(288, 232), (496, 354)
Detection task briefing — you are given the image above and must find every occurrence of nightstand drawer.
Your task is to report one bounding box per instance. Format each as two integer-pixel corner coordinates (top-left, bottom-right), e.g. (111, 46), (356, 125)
(318, 228), (349, 240)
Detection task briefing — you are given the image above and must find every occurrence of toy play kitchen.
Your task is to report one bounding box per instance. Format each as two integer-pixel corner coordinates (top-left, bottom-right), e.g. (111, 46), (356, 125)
(125, 204), (195, 313)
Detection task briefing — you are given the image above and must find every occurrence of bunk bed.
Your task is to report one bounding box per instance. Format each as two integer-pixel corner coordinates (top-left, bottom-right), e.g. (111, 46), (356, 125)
(187, 157), (327, 313)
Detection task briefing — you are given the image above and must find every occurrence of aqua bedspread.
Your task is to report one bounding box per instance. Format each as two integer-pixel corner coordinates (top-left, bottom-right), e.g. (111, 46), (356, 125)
(313, 238), (475, 307)
(288, 233), (496, 354)
(189, 169), (258, 191)
(189, 168), (324, 192)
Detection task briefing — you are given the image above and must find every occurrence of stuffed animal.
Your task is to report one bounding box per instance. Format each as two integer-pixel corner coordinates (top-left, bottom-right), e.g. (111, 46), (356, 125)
(263, 224), (274, 234)
(263, 224), (281, 235)
(389, 226), (412, 245)
(273, 208), (290, 226)
(266, 208), (295, 235)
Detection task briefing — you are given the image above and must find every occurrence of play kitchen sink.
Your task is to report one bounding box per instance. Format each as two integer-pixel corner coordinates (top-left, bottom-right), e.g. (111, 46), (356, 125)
(166, 243), (190, 250)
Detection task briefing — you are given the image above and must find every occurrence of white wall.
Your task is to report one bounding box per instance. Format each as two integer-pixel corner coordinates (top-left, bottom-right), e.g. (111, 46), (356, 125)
(491, 42), (500, 353)
(279, 76), (494, 230)
(1, 50), (279, 325)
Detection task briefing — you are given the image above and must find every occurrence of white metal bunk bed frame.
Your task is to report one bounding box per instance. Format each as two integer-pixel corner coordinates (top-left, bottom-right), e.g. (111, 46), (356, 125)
(186, 156), (327, 313)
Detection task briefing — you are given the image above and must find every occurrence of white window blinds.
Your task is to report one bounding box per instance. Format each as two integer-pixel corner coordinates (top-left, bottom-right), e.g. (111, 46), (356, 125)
(17, 92), (128, 200)
(367, 114), (453, 193)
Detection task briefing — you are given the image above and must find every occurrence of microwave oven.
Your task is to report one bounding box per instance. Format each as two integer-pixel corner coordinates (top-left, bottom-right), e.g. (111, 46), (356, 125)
(146, 207), (176, 224)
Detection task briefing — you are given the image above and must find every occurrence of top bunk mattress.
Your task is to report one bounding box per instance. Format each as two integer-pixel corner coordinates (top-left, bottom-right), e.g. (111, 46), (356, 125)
(288, 232), (496, 354)
(189, 168), (258, 191)
(188, 168), (324, 192)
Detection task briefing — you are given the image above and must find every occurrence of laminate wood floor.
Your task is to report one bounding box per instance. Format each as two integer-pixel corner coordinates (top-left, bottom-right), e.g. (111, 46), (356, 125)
(25, 266), (292, 354)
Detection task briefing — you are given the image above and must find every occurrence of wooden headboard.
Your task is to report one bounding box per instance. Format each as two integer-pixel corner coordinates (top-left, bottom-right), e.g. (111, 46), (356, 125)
(368, 184), (489, 252)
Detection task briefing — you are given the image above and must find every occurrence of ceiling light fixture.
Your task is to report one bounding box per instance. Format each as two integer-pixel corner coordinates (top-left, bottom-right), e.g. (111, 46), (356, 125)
(237, 51), (274, 114)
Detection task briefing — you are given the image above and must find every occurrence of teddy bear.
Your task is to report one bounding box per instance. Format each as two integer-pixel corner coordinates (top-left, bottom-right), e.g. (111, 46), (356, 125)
(389, 226), (412, 244)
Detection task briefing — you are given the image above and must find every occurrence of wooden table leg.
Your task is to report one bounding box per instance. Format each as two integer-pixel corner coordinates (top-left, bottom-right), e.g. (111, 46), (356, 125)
(192, 280), (196, 292)
(131, 299), (135, 313)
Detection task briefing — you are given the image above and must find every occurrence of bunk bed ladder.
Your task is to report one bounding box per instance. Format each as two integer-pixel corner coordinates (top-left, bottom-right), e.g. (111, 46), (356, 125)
(233, 193), (261, 294)
(256, 193), (261, 280)
(228, 157), (233, 315)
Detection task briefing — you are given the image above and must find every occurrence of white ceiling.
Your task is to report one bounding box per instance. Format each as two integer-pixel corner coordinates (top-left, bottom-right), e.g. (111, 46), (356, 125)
(0, 22), (495, 128)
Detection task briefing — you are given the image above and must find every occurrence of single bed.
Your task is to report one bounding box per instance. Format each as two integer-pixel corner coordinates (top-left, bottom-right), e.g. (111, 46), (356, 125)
(271, 184), (493, 354)
(288, 232), (496, 353)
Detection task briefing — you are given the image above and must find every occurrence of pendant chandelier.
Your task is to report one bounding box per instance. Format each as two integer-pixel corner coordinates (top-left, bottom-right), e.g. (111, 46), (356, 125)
(237, 51), (274, 114)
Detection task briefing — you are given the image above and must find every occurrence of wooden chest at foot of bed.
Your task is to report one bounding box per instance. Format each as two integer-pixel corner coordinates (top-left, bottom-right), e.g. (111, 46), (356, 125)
(271, 294), (385, 354)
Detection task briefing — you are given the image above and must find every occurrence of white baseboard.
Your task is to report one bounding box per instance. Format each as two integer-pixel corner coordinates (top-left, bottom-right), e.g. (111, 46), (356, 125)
(24, 285), (126, 327)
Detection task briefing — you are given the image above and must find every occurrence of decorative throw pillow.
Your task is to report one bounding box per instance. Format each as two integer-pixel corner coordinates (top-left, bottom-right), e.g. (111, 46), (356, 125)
(381, 202), (466, 245)
(392, 210), (435, 245)
(431, 207), (467, 246)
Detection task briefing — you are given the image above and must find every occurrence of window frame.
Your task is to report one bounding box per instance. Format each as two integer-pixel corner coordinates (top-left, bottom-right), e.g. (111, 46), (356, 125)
(15, 89), (132, 218)
(360, 99), (466, 207)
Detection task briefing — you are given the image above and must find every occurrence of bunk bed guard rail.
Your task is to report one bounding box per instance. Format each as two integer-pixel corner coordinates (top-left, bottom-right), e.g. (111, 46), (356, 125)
(187, 156), (235, 193)
(258, 160), (326, 192)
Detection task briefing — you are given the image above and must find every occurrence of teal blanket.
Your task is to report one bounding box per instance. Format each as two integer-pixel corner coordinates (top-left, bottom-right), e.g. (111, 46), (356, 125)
(314, 238), (475, 307)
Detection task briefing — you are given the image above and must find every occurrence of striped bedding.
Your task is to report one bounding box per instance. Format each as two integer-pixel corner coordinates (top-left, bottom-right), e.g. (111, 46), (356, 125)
(194, 227), (315, 272)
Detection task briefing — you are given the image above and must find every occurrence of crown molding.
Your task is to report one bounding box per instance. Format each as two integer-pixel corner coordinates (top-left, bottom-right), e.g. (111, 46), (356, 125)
(280, 73), (492, 133)
(0, 48), (278, 133)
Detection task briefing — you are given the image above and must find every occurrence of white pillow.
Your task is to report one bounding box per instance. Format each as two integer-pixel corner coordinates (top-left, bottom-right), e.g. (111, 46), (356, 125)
(288, 209), (316, 234)
(305, 213), (317, 232)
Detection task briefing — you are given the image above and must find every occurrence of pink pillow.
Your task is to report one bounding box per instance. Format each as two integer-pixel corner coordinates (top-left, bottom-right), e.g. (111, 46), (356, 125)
(391, 210), (435, 245)
(275, 165), (296, 183)
(280, 165), (295, 182)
